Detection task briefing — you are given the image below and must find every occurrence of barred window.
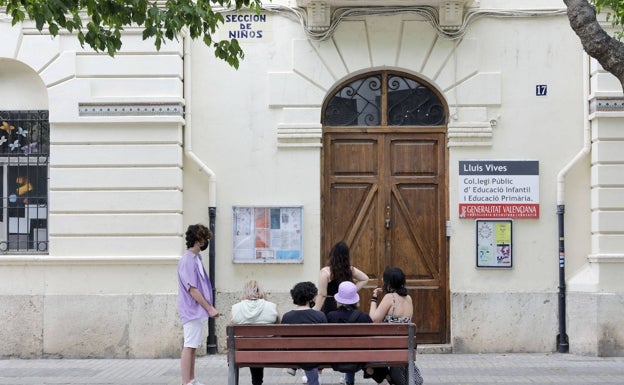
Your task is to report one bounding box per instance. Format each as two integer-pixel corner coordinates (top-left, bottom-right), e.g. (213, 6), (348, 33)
(0, 110), (49, 253)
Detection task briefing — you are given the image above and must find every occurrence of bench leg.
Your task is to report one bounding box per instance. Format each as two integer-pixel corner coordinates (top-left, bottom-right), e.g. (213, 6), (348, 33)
(407, 361), (415, 385)
(408, 324), (416, 385)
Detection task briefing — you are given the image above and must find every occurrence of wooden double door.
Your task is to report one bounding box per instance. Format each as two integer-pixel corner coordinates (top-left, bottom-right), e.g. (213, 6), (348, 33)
(321, 71), (449, 343)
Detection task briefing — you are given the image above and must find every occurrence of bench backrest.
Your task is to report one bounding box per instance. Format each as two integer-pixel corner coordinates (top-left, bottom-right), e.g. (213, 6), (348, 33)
(227, 323), (416, 367)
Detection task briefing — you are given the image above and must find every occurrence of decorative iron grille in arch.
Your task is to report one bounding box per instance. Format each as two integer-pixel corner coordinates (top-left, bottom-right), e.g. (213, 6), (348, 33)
(0, 110), (50, 253)
(324, 72), (445, 126)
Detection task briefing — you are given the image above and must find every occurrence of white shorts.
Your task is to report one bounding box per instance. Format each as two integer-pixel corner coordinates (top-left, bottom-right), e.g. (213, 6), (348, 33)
(183, 318), (206, 348)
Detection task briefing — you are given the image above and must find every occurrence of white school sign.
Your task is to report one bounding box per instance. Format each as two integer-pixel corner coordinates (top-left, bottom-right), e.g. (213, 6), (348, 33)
(459, 160), (539, 218)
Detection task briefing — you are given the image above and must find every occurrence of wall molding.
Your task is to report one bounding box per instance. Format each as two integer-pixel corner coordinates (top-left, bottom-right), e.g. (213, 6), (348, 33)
(447, 121), (493, 147)
(277, 123), (322, 148)
(79, 103), (184, 117)
(589, 97), (624, 114)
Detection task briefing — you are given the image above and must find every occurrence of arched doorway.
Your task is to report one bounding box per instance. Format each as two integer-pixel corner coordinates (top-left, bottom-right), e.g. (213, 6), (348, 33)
(321, 69), (449, 343)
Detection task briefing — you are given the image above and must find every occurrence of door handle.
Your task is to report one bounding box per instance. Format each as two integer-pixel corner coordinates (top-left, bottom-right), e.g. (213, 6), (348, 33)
(385, 205), (391, 229)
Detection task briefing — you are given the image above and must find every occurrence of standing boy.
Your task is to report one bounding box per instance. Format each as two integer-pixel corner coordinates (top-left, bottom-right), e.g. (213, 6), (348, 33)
(178, 224), (219, 385)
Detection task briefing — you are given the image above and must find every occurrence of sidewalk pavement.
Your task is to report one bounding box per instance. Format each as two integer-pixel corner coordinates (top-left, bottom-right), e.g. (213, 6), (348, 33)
(1, 352), (623, 385)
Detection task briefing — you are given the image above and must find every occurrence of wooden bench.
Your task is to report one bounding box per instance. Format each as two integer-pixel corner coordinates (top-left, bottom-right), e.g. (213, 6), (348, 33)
(227, 323), (417, 385)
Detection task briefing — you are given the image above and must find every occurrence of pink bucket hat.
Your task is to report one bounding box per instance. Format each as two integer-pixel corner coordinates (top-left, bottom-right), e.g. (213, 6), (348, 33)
(334, 281), (359, 305)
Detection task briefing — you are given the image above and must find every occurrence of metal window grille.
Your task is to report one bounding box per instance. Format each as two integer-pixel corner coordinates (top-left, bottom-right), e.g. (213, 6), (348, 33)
(0, 110), (49, 253)
(324, 72), (446, 127)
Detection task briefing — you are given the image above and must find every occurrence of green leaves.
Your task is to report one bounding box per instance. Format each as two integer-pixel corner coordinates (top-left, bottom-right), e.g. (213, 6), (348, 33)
(214, 38), (243, 69)
(0, 0), (263, 68)
(593, 0), (624, 39)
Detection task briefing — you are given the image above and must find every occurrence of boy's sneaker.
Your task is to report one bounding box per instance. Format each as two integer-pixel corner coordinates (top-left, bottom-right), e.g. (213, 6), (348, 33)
(192, 380), (206, 385)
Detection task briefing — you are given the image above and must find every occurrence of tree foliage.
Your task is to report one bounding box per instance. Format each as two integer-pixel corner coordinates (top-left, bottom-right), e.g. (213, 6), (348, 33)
(594, 0), (624, 38)
(564, 0), (624, 89)
(0, 0), (262, 69)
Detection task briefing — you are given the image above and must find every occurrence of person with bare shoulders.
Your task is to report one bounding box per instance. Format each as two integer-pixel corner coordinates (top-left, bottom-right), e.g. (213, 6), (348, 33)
(368, 267), (422, 385)
(369, 267), (413, 324)
(315, 241), (369, 315)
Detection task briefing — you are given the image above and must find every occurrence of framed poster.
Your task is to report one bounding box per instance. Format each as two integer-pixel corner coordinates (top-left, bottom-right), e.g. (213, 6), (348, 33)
(476, 219), (513, 268)
(232, 206), (303, 263)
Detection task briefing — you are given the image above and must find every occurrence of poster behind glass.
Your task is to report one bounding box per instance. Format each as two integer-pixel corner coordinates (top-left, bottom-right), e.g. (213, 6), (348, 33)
(233, 206), (303, 263)
(476, 219), (512, 268)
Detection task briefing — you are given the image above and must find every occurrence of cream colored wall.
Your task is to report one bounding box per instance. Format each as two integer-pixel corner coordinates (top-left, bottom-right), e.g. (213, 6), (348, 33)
(2, 0), (621, 357)
(0, 59), (47, 108)
(448, 16), (589, 293)
(187, 13), (323, 294)
(192, 6), (591, 293)
(565, 51), (624, 355)
(0, 19), (186, 357)
(187, 5), (594, 353)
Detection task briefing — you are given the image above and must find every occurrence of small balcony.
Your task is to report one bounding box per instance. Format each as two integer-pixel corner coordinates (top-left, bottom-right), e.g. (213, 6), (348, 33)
(296, 0), (478, 6)
(294, 0), (480, 31)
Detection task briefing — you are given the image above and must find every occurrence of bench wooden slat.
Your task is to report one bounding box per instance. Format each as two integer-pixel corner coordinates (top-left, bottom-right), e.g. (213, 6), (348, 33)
(234, 350), (409, 364)
(232, 335), (408, 350)
(229, 323), (411, 337)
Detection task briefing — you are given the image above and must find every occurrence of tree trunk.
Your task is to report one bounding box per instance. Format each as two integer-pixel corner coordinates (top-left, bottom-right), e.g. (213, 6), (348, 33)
(564, 0), (624, 90)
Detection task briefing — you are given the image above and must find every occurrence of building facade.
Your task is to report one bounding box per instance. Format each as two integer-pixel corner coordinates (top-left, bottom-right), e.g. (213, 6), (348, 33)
(1, 0), (623, 358)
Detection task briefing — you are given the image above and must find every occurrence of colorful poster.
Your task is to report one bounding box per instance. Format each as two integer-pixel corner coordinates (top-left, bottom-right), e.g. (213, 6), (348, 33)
(476, 219), (513, 268)
(233, 206), (302, 263)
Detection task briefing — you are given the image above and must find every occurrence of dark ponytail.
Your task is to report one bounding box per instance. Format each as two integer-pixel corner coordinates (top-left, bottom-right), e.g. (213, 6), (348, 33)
(382, 267), (408, 297)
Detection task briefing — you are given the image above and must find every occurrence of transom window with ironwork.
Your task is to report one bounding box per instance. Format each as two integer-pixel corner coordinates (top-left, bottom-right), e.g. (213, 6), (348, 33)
(323, 71), (446, 127)
(0, 110), (49, 253)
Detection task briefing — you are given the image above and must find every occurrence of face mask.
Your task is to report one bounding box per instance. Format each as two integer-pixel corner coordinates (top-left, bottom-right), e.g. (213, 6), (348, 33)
(200, 240), (209, 251)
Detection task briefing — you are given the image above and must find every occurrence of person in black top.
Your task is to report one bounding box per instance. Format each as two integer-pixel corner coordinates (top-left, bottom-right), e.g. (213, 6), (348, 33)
(281, 281), (327, 385)
(315, 241), (369, 314)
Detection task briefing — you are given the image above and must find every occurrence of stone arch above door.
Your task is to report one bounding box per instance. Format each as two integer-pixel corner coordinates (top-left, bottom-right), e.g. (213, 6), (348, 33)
(266, 16), (501, 147)
(322, 69), (447, 127)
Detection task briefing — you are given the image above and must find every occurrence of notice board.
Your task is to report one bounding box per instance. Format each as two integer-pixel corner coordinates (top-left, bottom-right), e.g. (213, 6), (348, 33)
(476, 219), (513, 268)
(232, 206), (303, 263)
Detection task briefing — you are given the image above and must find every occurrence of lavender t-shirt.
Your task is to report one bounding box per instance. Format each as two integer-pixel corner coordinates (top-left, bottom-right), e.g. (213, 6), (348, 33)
(178, 249), (214, 324)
